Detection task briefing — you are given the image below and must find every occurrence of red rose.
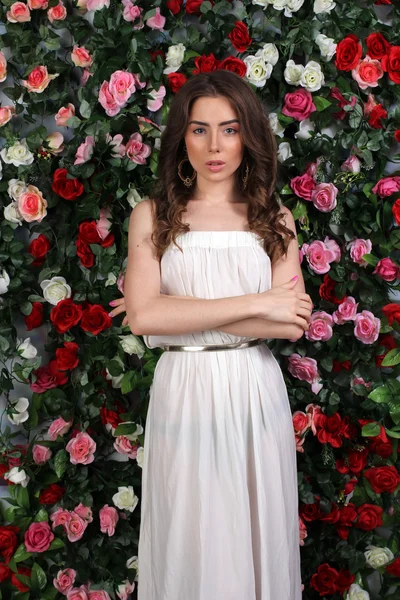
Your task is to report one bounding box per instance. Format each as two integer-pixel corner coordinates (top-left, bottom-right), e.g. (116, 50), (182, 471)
(11, 566), (31, 592)
(228, 21), (252, 53)
(369, 438), (393, 459)
(375, 333), (397, 367)
(30, 361), (68, 393)
(337, 504), (357, 527)
(78, 221), (101, 244)
(381, 46), (400, 84)
(100, 232), (115, 248)
(50, 298), (83, 334)
(335, 34), (362, 71)
(314, 412), (346, 448)
(365, 32), (391, 60)
(76, 238), (95, 268)
(24, 301), (44, 331)
(330, 87), (357, 120)
(386, 557), (400, 576)
(80, 304), (112, 335)
(368, 104), (387, 129)
(39, 483), (66, 505)
(358, 419), (389, 444)
(185, 0), (210, 14)
(363, 465), (400, 494)
(375, 0), (391, 4)
(28, 233), (51, 266)
(167, 72), (187, 93)
(356, 503), (384, 530)
(100, 406), (123, 428)
(166, 0), (183, 14)
(299, 498), (323, 522)
(382, 303), (400, 325)
(336, 569), (356, 594)
(55, 341), (79, 371)
(0, 563), (11, 582)
(0, 525), (20, 563)
(52, 168), (84, 200)
(310, 563), (338, 596)
(336, 448), (369, 475)
(332, 359), (351, 372)
(392, 198), (400, 225)
(218, 56), (247, 77)
(193, 53), (220, 75)
(319, 274), (344, 304)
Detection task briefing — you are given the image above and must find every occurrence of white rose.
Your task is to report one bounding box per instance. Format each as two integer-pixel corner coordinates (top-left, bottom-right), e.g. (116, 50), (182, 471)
(364, 545), (394, 569)
(16, 337), (37, 358)
(4, 466), (30, 487)
(105, 272), (117, 287)
(268, 113), (286, 138)
(0, 139), (34, 166)
(112, 422), (143, 442)
(270, 0), (288, 10)
(118, 334), (146, 358)
(314, 0), (336, 14)
(163, 43), (186, 75)
(319, 123), (338, 138)
(40, 276), (71, 305)
(277, 141), (292, 163)
(136, 446), (144, 469)
(116, 579), (136, 600)
(7, 397), (30, 425)
(295, 119), (316, 140)
(244, 55), (272, 88)
(8, 178), (27, 201)
(127, 187), (148, 209)
(126, 555), (138, 570)
(4, 202), (23, 224)
(300, 61), (325, 92)
(347, 583), (370, 600)
(284, 0), (304, 16)
(0, 269), (10, 294)
(284, 59), (304, 85)
(315, 34), (337, 61)
(112, 486), (139, 512)
(105, 370), (124, 388)
(255, 43), (279, 66)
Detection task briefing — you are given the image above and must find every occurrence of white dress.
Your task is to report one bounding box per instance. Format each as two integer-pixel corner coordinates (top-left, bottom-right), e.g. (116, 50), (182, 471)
(138, 230), (302, 600)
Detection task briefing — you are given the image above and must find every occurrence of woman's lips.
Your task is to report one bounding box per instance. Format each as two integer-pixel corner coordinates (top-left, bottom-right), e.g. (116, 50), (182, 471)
(206, 163), (225, 172)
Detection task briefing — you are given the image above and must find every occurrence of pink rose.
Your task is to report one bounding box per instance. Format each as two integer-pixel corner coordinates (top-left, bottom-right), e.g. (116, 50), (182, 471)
(350, 376), (372, 390)
(24, 521), (54, 553)
(109, 70), (137, 107)
(282, 88), (317, 121)
(292, 411), (311, 435)
(121, 0), (142, 25)
(146, 84), (166, 112)
(354, 310), (380, 344)
(30, 364), (59, 393)
(372, 176), (400, 198)
(18, 185), (48, 222)
(74, 503), (93, 522)
(71, 46), (93, 68)
(114, 436), (139, 459)
(341, 155), (361, 173)
(81, 68), (93, 86)
(96, 207), (112, 240)
(54, 568), (77, 595)
(99, 81), (120, 117)
(290, 173), (316, 201)
(352, 55), (384, 89)
(304, 310), (333, 342)
(47, 131), (64, 154)
(0, 51), (7, 83)
(295, 434), (306, 453)
(116, 580), (136, 600)
(105, 133), (126, 157)
(48, 417), (73, 440)
(305, 403), (323, 435)
(65, 512), (88, 542)
(299, 517), (308, 546)
(21, 65), (59, 93)
(372, 257), (400, 282)
(27, 0), (48, 7)
(305, 158), (322, 177)
(86, 0), (110, 9)
(347, 238), (372, 267)
(67, 585), (90, 600)
(301, 239), (339, 274)
(146, 6), (165, 30)
(311, 182), (338, 212)
(74, 135), (94, 165)
(117, 272), (125, 294)
(99, 505), (119, 536)
(66, 431), (96, 465)
(7, 2), (31, 22)
(332, 296), (359, 324)
(50, 508), (71, 530)
(48, 1), (67, 22)
(32, 444), (52, 465)
(88, 592), (112, 600)
(125, 132), (151, 165)
(55, 103), (75, 127)
(0, 106), (15, 126)
(287, 353), (323, 394)
(323, 236), (342, 262)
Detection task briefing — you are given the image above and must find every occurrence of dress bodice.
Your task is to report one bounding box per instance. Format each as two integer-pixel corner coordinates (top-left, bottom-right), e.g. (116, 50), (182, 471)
(142, 230), (271, 349)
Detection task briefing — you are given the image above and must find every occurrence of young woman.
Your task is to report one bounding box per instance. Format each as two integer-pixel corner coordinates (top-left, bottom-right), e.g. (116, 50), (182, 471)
(111, 70), (312, 599)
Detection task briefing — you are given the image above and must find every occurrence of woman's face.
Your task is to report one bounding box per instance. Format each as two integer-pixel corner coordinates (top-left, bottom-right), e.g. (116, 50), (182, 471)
(184, 95), (244, 184)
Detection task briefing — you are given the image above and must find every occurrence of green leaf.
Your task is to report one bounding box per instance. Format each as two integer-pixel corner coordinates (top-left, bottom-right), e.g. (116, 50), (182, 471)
(114, 422), (138, 437)
(53, 449), (67, 479)
(34, 508), (49, 522)
(313, 96), (332, 111)
(385, 428), (400, 439)
(361, 422), (381, 437)
(15, 485), (30, 510)
(121, 371), (136, 394)
(368, 385), (393, 404)
(31, 563), (47, 591)
(48, 537), (65, 551)
(79, 100), (92, 119)
(361, 253), (379, 267)
(65, 116), (82, 128)
(381, 348), (400, 367)
(13, 543), (32, 563)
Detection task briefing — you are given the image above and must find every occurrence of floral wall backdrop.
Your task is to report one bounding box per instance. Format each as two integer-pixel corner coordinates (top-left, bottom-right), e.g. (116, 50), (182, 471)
(0, 1), (400, 599)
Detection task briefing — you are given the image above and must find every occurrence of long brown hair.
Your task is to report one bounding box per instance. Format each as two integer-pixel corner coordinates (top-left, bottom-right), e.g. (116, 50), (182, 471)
(148, 70), (295, 264)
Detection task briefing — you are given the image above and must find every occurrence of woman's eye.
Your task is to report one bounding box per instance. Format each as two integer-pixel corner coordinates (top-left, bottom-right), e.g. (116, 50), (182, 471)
(193, 128), (237, 134)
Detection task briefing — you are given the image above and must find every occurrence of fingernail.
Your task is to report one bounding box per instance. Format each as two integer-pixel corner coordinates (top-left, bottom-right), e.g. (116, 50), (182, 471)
(109, 301), (115, 306)
(291, 276), (298, 281)
(109, 311), (114, 317)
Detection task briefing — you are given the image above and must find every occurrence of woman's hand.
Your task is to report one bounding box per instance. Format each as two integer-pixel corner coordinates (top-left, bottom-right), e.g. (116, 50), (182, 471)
(109, 297), (129, 327)
(256, 277), (313, 331)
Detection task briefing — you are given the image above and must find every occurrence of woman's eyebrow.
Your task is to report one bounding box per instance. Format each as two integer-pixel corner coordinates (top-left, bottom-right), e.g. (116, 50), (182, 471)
(188, 119), (240, 126)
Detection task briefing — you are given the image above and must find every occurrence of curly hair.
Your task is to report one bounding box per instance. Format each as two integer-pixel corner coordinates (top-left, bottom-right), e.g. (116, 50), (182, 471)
(148, 70), (295, 264)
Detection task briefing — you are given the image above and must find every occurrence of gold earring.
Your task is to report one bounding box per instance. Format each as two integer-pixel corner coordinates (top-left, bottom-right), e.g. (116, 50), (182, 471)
(242, 162), (249, 189)
(178, 157), (197, 187)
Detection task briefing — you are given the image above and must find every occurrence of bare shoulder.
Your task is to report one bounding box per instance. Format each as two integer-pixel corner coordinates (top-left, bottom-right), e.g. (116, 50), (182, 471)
(278, 205), (295, 229)
(128, 199), (156, 241)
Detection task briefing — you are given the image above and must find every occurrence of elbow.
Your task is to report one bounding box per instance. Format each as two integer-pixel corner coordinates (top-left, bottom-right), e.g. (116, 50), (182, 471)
(288, 326), (305, 342)
(126, 310), (143, 336)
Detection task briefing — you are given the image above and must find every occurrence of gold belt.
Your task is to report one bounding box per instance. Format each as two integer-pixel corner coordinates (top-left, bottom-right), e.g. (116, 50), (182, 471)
(162, 338), (263, 352)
